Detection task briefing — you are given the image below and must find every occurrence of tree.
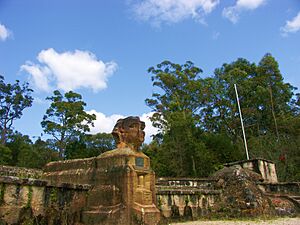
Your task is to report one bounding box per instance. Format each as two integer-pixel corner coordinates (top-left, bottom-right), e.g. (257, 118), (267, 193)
(65, 133), (116, 159)
(255, 53), (294, 139)
(203, 58), (257, 139)
(146, 60), (205, 131)
(0, 75), (33, 144)
(203, 55), (295, 139)
(5, 131), (33, 166)
(17, 138), (60, 168)
(145, 61), (215, 177)
(0, 145), (12, 165)
(41, 90), (96, 158)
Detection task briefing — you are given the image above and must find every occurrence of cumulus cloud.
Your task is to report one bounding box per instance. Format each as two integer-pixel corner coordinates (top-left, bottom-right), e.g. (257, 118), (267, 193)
(21, 62), (52, 92)
(21, 48), (117, 92)
(131, 0), (219, 26)
(281, 11), (300, 36)
(87, 110), (124, 134)
(140, 112), (160, 142)
(0, 23), (11, 41)
(86, 110), (159, 143)
(222, 0), (266, 23)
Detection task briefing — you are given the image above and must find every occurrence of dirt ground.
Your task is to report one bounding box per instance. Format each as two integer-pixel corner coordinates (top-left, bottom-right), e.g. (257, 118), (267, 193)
(171, 217), (300, 225)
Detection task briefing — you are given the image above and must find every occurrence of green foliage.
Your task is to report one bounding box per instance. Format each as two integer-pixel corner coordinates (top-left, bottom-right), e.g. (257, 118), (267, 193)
(0, 75), (33, 144)
(145, 55), (300, 180)
(1, 132), (59, 168)
(145, 61), (216, 177)
(50, 188), (58, 205)
(0, 145), (12, 165)
(6, 132), (33, 166)
(146, 60), (204, 132)
(26, 186), (33, 208)
(41, 90), (96, 158)
(204, 54), (294, 139)
(65, 133), (116, 159)
(201, 133), (243, 165)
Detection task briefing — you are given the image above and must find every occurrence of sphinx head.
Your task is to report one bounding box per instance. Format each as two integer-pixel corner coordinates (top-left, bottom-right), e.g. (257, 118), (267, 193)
(112, 116), (145, 151)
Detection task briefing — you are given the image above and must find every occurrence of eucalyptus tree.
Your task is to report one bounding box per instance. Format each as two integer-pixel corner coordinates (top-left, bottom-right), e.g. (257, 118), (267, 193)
(41, 90), (96, 158)
(145, 61), (214, 177)
(0, 75), (33, 144)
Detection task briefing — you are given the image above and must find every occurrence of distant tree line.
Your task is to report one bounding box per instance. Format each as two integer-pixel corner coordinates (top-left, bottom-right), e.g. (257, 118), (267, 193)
(0, 76), (115, 168)
(142, 53), (300, 181)
(0, 53), (299, 181)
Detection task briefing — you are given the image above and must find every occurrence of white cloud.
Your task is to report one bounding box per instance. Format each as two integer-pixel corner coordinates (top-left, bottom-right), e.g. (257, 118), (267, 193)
(21, 62), (52, 92)
(222, 0), (266, 23)
(86, 110), (159, 143)
(21, 48), (117, 92)
(281, 11), (300, 36)
(140, 112), (159, 142)
(131, 0), (219, 26)
(0, 23), (11, 41)
(87, 110), (124, 134)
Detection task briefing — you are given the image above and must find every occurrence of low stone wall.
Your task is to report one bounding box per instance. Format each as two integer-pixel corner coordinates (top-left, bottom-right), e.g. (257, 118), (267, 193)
(0, 165), (43, 179)
(0, 176), (90, 225)
(156, 178), (221, 219)
(43, 157), (96, 185)
(259, 182), (300, 195)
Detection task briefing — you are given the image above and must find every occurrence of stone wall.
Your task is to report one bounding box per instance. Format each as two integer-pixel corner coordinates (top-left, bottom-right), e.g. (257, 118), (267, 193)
(0, 175), (90, 224)
(259, 182), (300, 195)
(156, 177), (221, 219)
(0, 165), (42, 179)
(1, 158), (299, 224)
(224, 158), (278, 183)
(43, 148), (161, 225)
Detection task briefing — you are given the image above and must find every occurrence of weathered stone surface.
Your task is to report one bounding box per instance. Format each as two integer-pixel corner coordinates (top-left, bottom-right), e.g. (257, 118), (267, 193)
(224, 158), (278, 183)
(112, 116), (145, 151)
(41, 116), (160, 225)
(2, 118), (299, 224)
(0, 175), (90, 225)
(210, 166), (275, 217)
(0, 165), (42, 179)
(156, 178), (221, 219)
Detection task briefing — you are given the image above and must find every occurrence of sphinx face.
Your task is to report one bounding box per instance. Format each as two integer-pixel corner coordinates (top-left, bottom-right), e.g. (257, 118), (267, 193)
(121, 121), (145, 148)
(112, 117), (145, 150)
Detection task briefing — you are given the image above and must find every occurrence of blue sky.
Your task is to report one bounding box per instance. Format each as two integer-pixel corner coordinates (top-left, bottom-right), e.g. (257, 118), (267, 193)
(0, 0), (300, 142)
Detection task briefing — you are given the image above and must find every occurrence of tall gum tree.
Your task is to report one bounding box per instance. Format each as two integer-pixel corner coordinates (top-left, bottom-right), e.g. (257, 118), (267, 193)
(145, 61), (214, 177)
(41, 90), (96, 158)
(0, 75), (33, 145)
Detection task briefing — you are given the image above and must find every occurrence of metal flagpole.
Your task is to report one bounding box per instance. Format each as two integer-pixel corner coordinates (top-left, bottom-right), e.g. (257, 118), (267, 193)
(234, 84), (249, 160)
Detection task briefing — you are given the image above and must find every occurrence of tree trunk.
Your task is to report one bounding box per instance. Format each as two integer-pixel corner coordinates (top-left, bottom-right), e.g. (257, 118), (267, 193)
(1, 128), (6, 145)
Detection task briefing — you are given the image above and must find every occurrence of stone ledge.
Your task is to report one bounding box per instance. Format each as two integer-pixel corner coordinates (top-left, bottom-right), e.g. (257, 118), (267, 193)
(224, 158), (274, 166)
(0, 165), (42, 179)
(0, 175), (91, 190)
(156, 189), (222, 195)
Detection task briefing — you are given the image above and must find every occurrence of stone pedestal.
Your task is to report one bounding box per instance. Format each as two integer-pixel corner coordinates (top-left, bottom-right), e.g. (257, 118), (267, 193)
(43, 148), (160, 225)
(85, 147), (160, 225)
(43, 116), (161, 224)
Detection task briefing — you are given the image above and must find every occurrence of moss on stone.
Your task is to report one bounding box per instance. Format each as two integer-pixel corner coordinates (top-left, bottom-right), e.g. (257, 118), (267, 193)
(26, 186), (33, 208)
(50, 188), (58, 205)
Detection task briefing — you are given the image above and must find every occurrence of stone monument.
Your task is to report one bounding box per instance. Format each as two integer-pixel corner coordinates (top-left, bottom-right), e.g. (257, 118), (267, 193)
(43, 116), (161, 225)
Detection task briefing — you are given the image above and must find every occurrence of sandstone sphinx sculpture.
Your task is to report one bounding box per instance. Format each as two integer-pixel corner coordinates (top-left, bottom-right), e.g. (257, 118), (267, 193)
(43, 116), (160, 225)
